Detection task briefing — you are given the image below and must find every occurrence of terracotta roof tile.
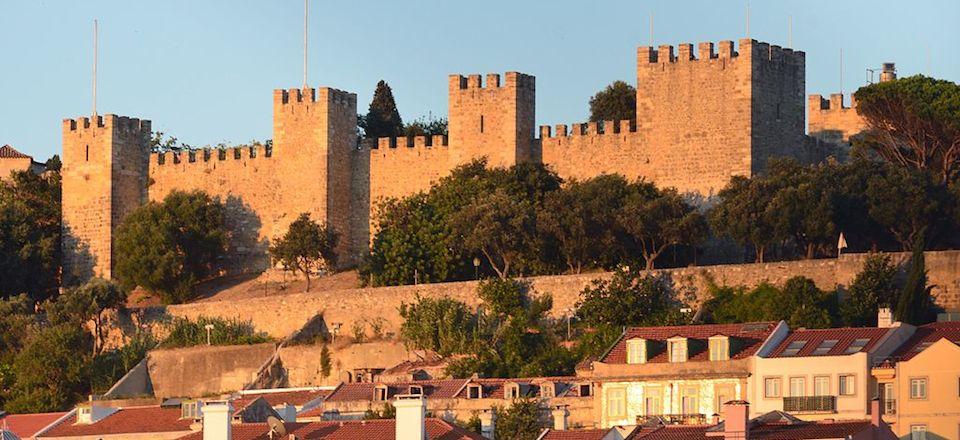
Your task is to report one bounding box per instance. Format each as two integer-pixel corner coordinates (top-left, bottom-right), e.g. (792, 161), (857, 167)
(323, 379), (469, 403)
(601, 322), (778, 364)
(231, 389), (331, 409)
(0, 145), (31, 159)
(540, 428), (613, 440)
(0, 412), (69, 438)
(40, 406), (195, 437)
(176, 418), (484, 440)
(631, 420), (873, 440)
(887, 321), (960, 362)
(768, 327), (890, 358)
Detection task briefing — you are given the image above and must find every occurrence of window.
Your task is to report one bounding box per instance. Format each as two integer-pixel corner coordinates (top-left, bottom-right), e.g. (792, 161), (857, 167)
(540, 383), (555, 398)
(479, 115), (484, 133)
(681, 387), (698, 415)
(85, 145), (89, 161)
(607, 388), (626, 419)
(504, 383), (519, 399)
(812, 339), (838, 355)
(468, 385), (482, 399)
(709, 337), (730, 361)
(839, 375), (856, 396)
(408, 385), (423, 396)
(845, 338), (871, 354)
(627, 339), (647, 364)
(781, 340), (806, 356)
(909, 378), (928, 399)
(814, 376), (830, 396)
(764, 378), (782, 398)
(578, 383), (592, 397)
(669, 338), (688, 363)
(644, 387), (662, 416)
(181, 401), (201, 420)
(789, 377), (806, 397)
(910, 425), (927, 440)
(374, 386), (388, 401)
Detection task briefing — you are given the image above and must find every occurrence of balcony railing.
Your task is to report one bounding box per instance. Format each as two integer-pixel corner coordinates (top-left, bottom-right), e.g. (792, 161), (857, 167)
(636, 414), (708, 425)
(783, 396), (837, 413)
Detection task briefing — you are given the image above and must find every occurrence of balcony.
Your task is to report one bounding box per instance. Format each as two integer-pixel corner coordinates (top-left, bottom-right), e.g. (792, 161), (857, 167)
(783, 396), (837, 413)
(636, 414), (708, 425)
(882, 399), (896, 415)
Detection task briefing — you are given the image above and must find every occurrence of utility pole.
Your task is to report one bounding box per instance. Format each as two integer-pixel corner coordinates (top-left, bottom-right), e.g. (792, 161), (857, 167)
(303, 0), (309, 88)
(92, 19), (98, 117)
(649, 12), (654, 47)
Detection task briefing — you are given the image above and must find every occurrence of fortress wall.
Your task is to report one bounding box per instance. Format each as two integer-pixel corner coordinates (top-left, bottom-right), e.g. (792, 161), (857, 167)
(538, 121), (651, 181)
(148, 147), (281, 271)
(749, 42), (807, 173)
(146, 343), (276, 398)
(164, 251), (960, 340)
(808, 93), (868, 145)
(366, 135), (452, 203)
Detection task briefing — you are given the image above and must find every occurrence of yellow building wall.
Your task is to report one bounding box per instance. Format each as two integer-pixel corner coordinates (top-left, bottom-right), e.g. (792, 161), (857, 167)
(749, 353), (874, 420)
(597, 378), (745, 428)
(883, 340), (960, 440)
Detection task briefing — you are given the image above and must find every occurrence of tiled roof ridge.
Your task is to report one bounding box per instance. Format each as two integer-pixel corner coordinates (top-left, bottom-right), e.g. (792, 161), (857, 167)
(0, 145), (32, 159)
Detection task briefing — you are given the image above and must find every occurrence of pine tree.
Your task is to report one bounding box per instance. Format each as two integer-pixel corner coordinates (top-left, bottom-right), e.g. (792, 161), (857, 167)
(363, 80), (404, 138)
(895, 238), (933, 325)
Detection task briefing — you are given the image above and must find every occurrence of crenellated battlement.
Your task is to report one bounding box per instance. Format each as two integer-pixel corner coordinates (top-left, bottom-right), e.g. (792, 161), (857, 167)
(538, 120), (636, 139)
(808, 93), (857, 112)
(273, 87), (357, 107)
(448, 72), (535, 91)
(638, 39), (803, 66)
(62, 114), (151, 133)
(152, 144), (272, 166)
(367, 134), (449, 150)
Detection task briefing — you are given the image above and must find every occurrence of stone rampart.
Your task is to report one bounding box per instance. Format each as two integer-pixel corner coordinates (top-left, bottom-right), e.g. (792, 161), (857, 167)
(808, 93), (868, 145)
(146, 343), (277, 398)
(164, 251), (960, 340)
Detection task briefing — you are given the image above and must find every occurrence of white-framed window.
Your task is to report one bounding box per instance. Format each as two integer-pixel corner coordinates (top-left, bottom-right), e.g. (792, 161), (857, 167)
(910, 424), (927, 440)
(408, 385), (423, 396)
(814, 376), (830, 396)
(468, 385), (482, 399)
(374, 385), (388, 401)
(627, 339), (647, 364)
(644, 387), (662, 416)
(839, 375), (856, 396)
(910, 378), (928, 399)
(578, 383), (592, 397)
(540, 382), (555, 398)
(607, 387), (626, 419)
(764, 377), (782, 398)
(681, 387), (698, 415)
(789, 377), (806, 397)
(709, 336), (730, 361)
(668, 338), (688, 363)
(504, 383), (519, 399)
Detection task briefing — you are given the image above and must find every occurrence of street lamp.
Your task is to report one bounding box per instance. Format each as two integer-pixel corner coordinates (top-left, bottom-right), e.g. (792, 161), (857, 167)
(473, 257), (481, 280)
(204, 324), (215, 346)
(331, 322), (342, 343)
(565, 308), (576, 341)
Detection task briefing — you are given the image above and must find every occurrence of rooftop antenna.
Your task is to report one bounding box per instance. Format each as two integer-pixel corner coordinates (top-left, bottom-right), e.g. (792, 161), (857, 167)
(92, 19), (98, 117)
(649, 12), (654, 47)
(839, 47), (844, 96)
(302, 0), (308, 88)
(787, 15), (792, 47)
(746, 2), (750, 39)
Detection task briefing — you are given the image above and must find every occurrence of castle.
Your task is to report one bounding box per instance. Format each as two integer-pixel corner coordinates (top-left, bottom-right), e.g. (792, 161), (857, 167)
(60, 38), (871, 282)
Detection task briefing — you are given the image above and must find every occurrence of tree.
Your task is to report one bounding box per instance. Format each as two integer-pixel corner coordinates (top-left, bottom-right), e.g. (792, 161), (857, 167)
(865, 166), (952, 251)
(619, 184), (707, 269)
(319, 344), (332, 379)
(576, 267), (689, 328)
(589, 80), (637, 123)
(4, 324), (91, 413)
(270, 213), (339, 292)
(362, 80), (404, 138)
(704, 276), (835, 329)
(494, 398), (545, 440)
(44, 155), (62, 172)
(114, 190), (227, 304)
(0, 170), (61, 301)
(404, 116), (448, 137)
(452, 189), (536, 279)
(854, 75), (960, 185)
(46, 278), (127, 356)
(840, 253), (900, 326)
(709, 175), (777, 263)
(765, 160), (838, 259)
(895, 241), (934, 325)
(399, 295), (477, 356)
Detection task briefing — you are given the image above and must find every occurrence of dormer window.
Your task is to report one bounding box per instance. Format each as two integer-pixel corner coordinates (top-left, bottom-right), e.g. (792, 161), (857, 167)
(77, 406), (92, 424)
(668, 337), (688, 363)
(627, 338), (647, 364)
(408, 385), (423, 396)
(709, 336), (730, 361)
(181, 401), (202, 420)
(467, 384), (483, 399)
(504, 383), (520, 399)
(578, 383), (592, 397)
(540, 382), (555, 398)
(374, 385), (389, 401)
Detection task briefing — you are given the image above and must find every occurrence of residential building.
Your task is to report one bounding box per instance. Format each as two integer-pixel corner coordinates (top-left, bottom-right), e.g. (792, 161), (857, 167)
(749, 324), (914, 420)
(586, 322), (787, 428)
(871, 321), (960, 440)
(0, 145), (44, 181)
(0, 412), (71, 440)
(226, 387), (334, 421)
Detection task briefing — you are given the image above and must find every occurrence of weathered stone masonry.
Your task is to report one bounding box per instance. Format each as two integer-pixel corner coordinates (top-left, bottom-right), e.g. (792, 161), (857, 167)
(62, 38), (859, 279)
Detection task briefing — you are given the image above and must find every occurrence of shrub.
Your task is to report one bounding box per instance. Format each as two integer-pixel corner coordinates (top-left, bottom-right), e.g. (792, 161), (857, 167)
(160, 316), (270, 348)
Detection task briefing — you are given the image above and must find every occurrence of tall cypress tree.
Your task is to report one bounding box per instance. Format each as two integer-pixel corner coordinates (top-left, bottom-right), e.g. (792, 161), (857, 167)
(895, 237), (933, 325)
(363, 80), (404, 138)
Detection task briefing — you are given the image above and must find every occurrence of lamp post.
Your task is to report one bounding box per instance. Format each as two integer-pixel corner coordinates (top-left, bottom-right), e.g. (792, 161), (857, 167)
(331, 322), (342, 343)
(204, 324), (215, 346)
(473, 257), (481, 280)
(565, 308), (575, 341)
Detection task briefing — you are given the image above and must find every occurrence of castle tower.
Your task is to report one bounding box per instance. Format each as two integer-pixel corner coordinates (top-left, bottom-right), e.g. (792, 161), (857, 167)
(62, 114), (151, 283)
(272, 87), (357, 262)
(448, 72), (535, 168)
(636, 39), (805, 194)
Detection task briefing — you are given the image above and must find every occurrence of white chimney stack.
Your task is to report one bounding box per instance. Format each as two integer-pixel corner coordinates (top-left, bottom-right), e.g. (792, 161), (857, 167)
(551, 406), (568, 430)
(394, 394), (426, 440)
(202, 401), (234, 440)
(76, 396), (116, 425)
(480, 408), (497, 439)
(878, 308), (893, 328)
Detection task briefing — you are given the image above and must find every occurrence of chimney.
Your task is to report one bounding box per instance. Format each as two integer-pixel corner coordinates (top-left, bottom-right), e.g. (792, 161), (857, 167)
(480, 408), (497, 440)
(551, 406), (568, 430)
(870, 398), (883, 428)
(877, 308), (893, 328)
(76, 396), (116, 425)
(722, 401), (750, 440)
(202, 401), (234, 440)
(394, 394), (426, 440)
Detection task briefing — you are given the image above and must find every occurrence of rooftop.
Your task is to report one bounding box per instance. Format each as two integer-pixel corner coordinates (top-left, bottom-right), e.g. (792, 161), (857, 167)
(886, 321), (960, 362)
(600, 322), (779, 364)
(39, 405), (194, 438)
(0, 145), (31, 159)
(768, 327), (891, 358)
(232, 388), (332, 408)
(0, 411), (69, 439)
(175, 418), (484, 440)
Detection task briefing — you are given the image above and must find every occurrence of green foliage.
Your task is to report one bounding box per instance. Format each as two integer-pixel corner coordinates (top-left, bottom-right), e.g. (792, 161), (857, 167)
(363, 403), (396, 420)
(404, 116), (448, 137)
(319, 344), (332, 378)
(494, 398), (545, 440)
(352, 321), (366, 343)
(269, 213), (339, 292)
(4, 324), (91, 413)
(619, 183), (706, 269)
(576, 267), (689, 328)
(114, 190), (227, 304)
(865, 166), (952, 250)
(840, 254), (901, 326)
(89, 332), (157, 394)
(160, 316), (271, 349)
(0, 170), (61, 302)
(589, 80), (637, 123)
(457, 414), (483, 434)
(704, 276), (835, 329)
(399, 295), (478, 356)
(46, 278), (127, 355)
(362, 80), (404, 138)
(453, 189), (537, 278)
(895, 241), (935, 325)
(854, 75), (960, 184)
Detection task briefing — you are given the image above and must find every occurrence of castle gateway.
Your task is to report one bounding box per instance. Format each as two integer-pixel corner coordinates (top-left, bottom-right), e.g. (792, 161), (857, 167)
(62, 38), (846, 282)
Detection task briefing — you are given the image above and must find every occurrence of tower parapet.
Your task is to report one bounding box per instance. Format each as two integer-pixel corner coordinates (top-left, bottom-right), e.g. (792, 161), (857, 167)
(807, 93), (867, 145)
(448, 72), (535, 167)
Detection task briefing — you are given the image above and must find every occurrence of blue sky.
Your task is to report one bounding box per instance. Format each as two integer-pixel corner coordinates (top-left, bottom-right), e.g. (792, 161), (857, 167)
(1, 0), (958, 160)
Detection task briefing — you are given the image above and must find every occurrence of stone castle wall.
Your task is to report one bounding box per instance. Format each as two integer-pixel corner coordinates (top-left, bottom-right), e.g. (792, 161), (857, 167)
(808, 93), (869, 145)
(164, 251), (960, 341)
